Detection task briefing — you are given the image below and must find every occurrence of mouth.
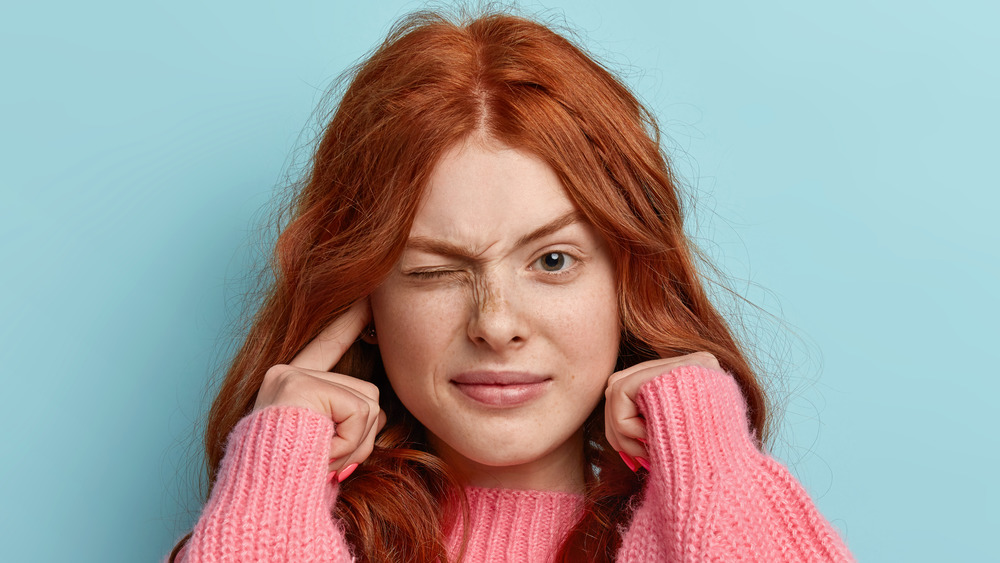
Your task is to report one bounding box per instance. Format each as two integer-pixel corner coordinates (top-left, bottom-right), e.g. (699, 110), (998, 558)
(451, 371), (552, 407)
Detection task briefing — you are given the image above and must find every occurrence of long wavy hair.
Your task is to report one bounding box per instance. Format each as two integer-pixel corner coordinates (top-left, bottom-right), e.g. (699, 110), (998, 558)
(173, 9), (768, 563)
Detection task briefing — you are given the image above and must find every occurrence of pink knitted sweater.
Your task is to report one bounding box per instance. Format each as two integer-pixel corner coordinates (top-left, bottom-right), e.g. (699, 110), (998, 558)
(177, 366), (853, 561)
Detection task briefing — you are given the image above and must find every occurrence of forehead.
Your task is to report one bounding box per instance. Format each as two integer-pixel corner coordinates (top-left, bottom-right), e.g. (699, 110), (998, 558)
(410, 139), (576, 244)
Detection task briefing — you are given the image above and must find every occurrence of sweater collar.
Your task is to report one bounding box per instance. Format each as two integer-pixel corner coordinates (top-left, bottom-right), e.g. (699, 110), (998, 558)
(447, 487), (584, 561)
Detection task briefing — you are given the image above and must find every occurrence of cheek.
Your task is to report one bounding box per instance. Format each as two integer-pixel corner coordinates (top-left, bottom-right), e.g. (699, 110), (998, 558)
(576, 282), (620, 364)
(534, 272), (620, 369)
(370, 283), (466, 370)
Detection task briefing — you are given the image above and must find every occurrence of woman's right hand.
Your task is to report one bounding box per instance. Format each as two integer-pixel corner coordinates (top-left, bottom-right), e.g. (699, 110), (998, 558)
(253, 299), (384, 481)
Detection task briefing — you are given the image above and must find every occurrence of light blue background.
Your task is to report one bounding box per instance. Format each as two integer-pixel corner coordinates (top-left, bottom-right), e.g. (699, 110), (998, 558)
(2, 1), (996, 561)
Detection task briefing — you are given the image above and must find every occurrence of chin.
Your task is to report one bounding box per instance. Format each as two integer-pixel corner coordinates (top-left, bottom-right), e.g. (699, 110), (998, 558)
(436, 425), (584, 470)
(465, 448), (546, 468)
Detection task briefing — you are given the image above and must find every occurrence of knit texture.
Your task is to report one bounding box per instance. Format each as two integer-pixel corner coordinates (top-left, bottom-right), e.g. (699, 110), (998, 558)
(617, 366), (855, 562)
(181, 407), (353, 562)
(446, 487), (582, 561)
(175, 366), (853, 562)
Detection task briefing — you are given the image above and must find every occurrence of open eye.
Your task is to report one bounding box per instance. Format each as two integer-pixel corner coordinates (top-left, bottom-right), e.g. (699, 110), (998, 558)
(534, 251), (574, 273)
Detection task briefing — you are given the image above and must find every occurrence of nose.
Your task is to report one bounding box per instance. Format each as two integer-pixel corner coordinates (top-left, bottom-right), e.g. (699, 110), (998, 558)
(466, 271), (528, 351)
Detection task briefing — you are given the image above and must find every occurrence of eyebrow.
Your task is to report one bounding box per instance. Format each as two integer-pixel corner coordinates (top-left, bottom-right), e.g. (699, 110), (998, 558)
(405, 210), (582, 259)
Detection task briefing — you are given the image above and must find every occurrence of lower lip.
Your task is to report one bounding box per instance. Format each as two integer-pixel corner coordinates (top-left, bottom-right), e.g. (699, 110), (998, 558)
(452, 381), (550, 407)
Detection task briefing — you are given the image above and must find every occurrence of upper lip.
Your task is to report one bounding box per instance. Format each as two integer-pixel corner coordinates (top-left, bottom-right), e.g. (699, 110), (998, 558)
(451, 371), (551, 385)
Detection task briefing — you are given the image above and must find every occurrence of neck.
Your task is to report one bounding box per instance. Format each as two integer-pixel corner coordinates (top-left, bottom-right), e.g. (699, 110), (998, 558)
(430, 429), (586, 494)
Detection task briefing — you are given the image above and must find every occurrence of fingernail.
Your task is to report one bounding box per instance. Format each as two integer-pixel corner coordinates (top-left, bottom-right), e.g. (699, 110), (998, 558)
(618, 451), (639, 472)
(635, 456), (651, 471)
(637, 437), (647, 445)
(326, 470), (338, 483)
(336, 463), (359, 483)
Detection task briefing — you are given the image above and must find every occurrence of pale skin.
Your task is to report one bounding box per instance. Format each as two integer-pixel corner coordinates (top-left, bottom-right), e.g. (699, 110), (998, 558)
(253, 299), (384, 480)
(253, 139), (724, 486)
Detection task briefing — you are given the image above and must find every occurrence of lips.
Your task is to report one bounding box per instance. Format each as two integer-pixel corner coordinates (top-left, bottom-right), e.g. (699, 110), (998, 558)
(451, 371), (551, 407)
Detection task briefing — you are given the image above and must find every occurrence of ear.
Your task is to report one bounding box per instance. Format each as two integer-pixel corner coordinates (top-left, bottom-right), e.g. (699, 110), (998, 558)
(360, 324), (378, 345)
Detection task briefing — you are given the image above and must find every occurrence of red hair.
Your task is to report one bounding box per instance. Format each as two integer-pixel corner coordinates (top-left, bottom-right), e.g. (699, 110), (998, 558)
(174, 9), (768, 563)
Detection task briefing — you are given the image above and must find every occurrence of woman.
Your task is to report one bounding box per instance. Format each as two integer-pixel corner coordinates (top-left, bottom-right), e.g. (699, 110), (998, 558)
(172, 10), (853, 562)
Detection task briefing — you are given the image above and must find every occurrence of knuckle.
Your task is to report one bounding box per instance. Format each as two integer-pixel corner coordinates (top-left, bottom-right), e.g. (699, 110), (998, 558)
(609, 370), (627, 387)
(354, 397), (372, 418)
(357, 441), (375, 460)
(278, 372), (308, 392)
(695, 351), (717, 363)
(362, 381), (380, 401)
(260, 365), (297, 400)
(263, 364), (290, 382)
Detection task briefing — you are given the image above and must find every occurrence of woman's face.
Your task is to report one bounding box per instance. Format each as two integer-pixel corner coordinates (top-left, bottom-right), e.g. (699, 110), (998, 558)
(370, 138), (620, 491)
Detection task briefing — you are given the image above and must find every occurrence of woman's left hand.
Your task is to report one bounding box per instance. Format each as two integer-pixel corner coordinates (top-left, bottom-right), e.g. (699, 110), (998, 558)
(604, 352), (722, 472)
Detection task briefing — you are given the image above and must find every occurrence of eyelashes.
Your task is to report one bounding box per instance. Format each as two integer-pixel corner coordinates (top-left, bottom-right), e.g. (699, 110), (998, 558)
(408, 269), (460, 279)
(407, 251), (581, 280)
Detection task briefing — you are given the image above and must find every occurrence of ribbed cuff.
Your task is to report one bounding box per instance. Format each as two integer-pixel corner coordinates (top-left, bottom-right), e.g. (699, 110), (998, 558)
(622, 367), (856, 562)
(188, 406), (345, 561)
(635, 366), (759, 488)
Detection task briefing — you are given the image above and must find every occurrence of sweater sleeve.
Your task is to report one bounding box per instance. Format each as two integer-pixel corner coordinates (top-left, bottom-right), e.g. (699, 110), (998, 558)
(616, 366), (854, 562)
(174, 406), (354, 563)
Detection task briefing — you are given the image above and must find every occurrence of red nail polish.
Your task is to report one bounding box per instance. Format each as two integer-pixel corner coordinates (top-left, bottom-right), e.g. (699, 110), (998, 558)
(637, 437), (647, 445)
(618, 451), (639, 472)
(635, 457), (651, 471)
(326, 470), (338, 483)
(337, 463), (359, 483)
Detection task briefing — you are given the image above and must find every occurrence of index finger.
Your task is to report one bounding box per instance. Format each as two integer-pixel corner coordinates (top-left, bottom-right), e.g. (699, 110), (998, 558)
(290, 298), (371, 372)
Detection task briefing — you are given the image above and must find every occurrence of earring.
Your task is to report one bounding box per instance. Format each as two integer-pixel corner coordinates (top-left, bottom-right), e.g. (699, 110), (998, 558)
(365, 326), (377, 338)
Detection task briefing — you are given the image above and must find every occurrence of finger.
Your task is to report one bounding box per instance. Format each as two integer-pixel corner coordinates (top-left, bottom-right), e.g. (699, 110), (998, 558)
(607, 359), (656, 386)
(605, 371), (651, 464)
(288, 367), (381, 403)
(291, 298), (371, 372)
(320, 381), (382, 465)
(605, 398), (648, 468)
(674, 351), (721, 372)
(608, 382), (643, 432)
(326, 393), (377, 462)
(612, 352), (722, 381)
(604, 395), (619, 452)
(604, 374), (625, 453)
(290, 369), (383, 443)
(614, 417), (647, 443)
(606, 409), (647, 454)
(328, 408), (382, 472)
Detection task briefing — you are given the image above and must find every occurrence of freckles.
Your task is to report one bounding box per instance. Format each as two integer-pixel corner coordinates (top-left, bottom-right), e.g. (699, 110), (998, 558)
(394, 287), (472, 351)
(541, 290), (613, 341)
(543, 277), (618, 365)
